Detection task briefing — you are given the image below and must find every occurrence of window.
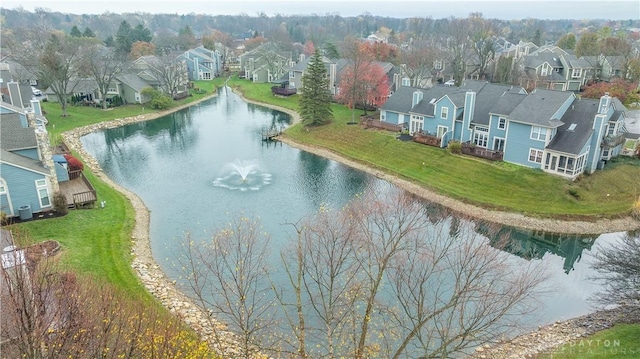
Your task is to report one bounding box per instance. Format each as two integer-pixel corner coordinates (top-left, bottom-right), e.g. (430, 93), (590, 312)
(497, 117), (506, 130)
(493, 137), (505, 151)
(434, 60), (443, 70)
(571, 68), (581, 78)
(530, 126), (546, 141)
(607, 123), (616, 136)
(289, 71), (295, 78)
(402, 77), (410, 86)
(529, 149), (543, 164)
(473, 127), (489, 148)
(0, 179), (6, 195)
(437, 126), (448, 138)
(440, 107), (449, 120)
(35, 179), (51, 207)
(541, 63), (550, 76)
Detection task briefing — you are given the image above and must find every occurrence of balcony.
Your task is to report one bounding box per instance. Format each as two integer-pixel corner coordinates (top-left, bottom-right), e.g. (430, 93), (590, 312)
(602, 133), (626, 148)
(412, 131), (441, 147)
(461, 141), (503, 161)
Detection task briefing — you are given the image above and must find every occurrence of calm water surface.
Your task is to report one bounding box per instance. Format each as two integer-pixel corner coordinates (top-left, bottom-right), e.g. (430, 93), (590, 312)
(81, 87), (631, 330)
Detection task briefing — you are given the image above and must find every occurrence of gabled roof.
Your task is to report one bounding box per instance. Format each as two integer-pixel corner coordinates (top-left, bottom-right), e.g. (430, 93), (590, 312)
(0, 149), (48, 175)
(0, 112), (37, 151)
(380, 85), (423, 113)
(508, 88), (574, 127)
(546, 98), (597, 155)
(44, 78), (98, 95)
(488, 90), (527, 117)
(116, 72), (150, 92)
(470, 83), (521, 126)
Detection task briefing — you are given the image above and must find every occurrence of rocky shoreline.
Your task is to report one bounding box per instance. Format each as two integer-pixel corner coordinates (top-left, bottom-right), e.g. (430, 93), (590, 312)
(61, 88), (639, 358)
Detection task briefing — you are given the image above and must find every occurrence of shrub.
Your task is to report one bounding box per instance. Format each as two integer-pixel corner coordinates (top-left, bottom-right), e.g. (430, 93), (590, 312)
(567, 188), (580, 200)
(63, 154), (84, 171)
(52, 192), (69, 215)
(447, 141), (462, 154)
(141, 87), (173, 110)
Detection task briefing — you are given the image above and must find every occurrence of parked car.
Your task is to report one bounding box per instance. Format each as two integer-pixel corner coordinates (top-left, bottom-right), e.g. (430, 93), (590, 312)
(31, 86), (42, 96)
(443, 79), (456, 86)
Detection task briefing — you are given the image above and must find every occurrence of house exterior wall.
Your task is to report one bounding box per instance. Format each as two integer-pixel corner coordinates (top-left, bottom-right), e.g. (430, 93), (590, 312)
(488, 114), (508, 150)
(503, 121), (546, 168)
(0, 163), (51, 216)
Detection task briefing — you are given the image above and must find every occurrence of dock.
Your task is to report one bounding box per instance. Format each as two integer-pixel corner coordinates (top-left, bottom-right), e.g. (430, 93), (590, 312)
(261, 129), (282, 141)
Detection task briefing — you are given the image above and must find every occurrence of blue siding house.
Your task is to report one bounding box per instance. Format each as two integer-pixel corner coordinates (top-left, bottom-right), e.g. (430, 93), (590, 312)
(0, 110), (53, 218)
(380, 80), (628, 180)
(178, 46), (223, 81)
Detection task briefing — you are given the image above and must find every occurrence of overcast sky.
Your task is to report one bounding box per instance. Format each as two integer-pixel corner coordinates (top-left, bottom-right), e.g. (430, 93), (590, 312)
(2, 0), (638, 20)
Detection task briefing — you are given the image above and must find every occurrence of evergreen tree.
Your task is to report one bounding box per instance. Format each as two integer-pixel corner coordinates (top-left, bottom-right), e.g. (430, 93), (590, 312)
(115, 20), (133, 55)
(532, 29), (542, 46)
(82, 27), (95, 38)
(299, 49), (333, 126)
(70, 25), (82, 37)
(104, 35), (115, 47)
(556, 33), (576, 50)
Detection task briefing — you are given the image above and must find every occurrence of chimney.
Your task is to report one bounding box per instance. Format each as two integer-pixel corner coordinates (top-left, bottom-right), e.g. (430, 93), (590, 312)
(7, 81), (24, 108)
(26, 112), (59, 193)
(598, 92), (611, 115)
(31, 99), (43, 116)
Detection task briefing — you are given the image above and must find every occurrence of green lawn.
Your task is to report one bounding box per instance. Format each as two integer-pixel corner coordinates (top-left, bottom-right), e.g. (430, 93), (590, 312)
(222, 77), (640, 219)
(537, 324), (640, 359)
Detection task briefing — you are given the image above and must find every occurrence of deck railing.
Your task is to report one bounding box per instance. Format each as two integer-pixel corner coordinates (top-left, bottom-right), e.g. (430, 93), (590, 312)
(412, 132), (442, 147)
(68, 170), (97, 208)
(461, 142), (504, 161)
(362, 119), (403, 132)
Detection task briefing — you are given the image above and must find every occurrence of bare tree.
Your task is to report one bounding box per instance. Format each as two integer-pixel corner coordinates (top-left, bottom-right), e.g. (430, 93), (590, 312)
(444, 17), (470, 86)
(340, 36), (373, 123)
(590, 233), (640, 309)
(146, 55), (188, 98)
(468, 13), (495, 81)
(1, 237), (209, 358)
(179, 216), (277, 358)
(6, 29), (91, 116)
(398, 41), (436, 88)
(84, 45), (125, 109)
(286, 192), (547, 359)
(178, 193), (549, 359)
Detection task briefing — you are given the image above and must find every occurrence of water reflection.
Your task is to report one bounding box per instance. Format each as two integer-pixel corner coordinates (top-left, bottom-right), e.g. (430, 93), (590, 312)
(476, 222), (597, 274)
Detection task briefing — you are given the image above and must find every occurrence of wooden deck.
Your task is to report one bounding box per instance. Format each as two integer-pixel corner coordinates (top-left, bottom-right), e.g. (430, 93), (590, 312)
(58, 172), (97, 208)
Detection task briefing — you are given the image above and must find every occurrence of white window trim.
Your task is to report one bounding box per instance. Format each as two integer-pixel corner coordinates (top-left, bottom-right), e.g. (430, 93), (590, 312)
(528, 149), (544, 164)
(440, 107), (448, 120)
(530, 126), (547, 141)
(474, 127), (489, 148)
(498, 117), (506, 130)
(35, 178), (51, 208)
(571, 68), (581, 79)
(493, 137), (505, 151)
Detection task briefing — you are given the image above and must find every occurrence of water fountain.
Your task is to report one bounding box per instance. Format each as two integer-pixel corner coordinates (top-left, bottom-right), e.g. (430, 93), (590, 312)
(212, 159), (272, 191)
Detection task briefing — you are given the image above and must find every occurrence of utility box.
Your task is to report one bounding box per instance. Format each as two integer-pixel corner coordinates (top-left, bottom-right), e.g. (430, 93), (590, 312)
(18, 206), (32, 221)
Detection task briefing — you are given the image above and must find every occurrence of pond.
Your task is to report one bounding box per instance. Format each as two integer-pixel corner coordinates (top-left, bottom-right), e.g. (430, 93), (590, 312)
(81, 86), (629, 341)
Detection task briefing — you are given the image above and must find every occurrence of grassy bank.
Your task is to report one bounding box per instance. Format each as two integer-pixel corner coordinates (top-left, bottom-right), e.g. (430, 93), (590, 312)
(223, 77), (640, 219)
(537, 324), (640, 359)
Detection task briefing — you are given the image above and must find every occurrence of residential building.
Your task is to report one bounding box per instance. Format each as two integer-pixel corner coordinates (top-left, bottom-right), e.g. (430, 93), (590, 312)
(380, 80), (627, 179)
(239, 42), (291, 83)
(178, 46), (223, 81)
